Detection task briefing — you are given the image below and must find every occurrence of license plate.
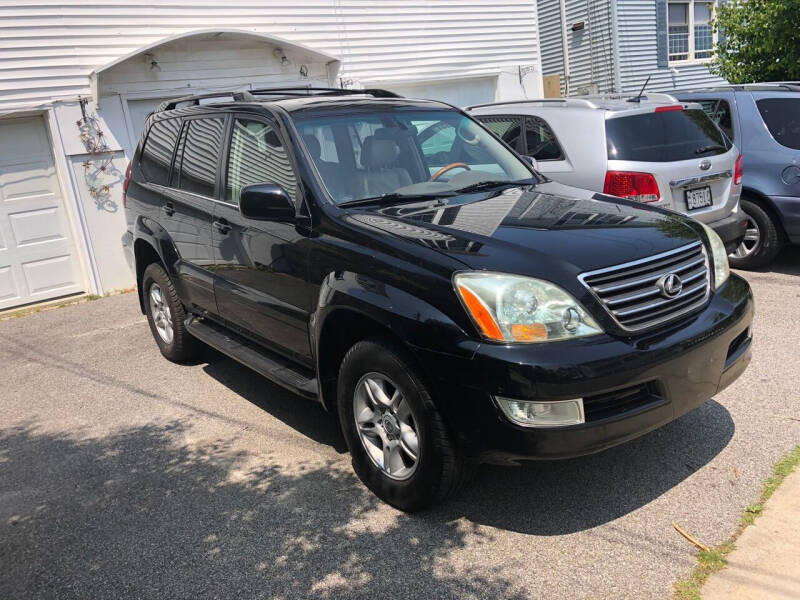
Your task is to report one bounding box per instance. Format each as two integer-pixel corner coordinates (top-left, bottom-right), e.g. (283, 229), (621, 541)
(685, 186), (713, 210)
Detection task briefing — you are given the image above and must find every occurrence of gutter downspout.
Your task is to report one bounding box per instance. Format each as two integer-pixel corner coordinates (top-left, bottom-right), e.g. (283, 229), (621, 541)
(610, 0), (623, 93)
(559, 0), (570, 96)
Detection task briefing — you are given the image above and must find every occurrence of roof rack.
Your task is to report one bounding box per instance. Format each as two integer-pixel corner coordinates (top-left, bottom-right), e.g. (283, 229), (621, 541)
(157, 90), (256, 111)
(466, 97), (599, 110)
(248, 86), (403, 98)
(575, 92), (680, 104)
(156, 86), (404, 112)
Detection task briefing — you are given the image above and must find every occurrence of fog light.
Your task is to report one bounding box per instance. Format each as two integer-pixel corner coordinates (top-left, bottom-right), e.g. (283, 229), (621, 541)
(495, 397), (585, 427)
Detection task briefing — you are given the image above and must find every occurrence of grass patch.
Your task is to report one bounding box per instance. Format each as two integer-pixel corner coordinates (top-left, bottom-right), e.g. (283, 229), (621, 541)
(674, 445), (800, 599)
(0, 288), (135, 321)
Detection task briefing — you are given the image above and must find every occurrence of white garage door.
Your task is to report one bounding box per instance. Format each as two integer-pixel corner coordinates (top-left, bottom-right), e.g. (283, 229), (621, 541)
(0, 116), (83, 309)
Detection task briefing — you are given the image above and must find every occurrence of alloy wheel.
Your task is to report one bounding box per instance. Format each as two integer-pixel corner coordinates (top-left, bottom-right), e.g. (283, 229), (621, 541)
(731, 213), (761, 259)
(149, 282), (174, 344)
(353, 372), (420, 480)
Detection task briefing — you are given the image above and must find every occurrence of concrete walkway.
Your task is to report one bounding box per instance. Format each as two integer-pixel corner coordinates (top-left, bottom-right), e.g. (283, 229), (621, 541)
(703, 467), (800, 599)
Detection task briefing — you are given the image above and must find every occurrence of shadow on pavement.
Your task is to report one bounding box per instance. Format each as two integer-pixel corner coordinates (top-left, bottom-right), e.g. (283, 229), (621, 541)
(201, 350), (734, 536)
(0, 421), (526, 600)
(745, 245), (800, 276)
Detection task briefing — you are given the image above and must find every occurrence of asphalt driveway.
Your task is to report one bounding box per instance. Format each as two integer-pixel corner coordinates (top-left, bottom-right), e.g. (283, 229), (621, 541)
(1, 248), (799, 599)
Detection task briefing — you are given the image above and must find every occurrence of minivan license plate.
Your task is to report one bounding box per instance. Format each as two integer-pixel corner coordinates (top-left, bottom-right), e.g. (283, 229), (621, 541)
(685, 186), (712, 210)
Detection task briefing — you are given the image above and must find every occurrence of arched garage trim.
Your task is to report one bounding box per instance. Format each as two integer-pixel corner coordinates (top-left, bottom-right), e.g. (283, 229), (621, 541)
(89, 28), (342, 103)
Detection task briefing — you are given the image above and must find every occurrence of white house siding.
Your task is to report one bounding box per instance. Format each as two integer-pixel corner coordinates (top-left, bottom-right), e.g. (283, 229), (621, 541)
(537, 0), (615, 95)
(616, 0), (726, 93)
(0, 0), (544, 114)
(537, 0), (565, 89)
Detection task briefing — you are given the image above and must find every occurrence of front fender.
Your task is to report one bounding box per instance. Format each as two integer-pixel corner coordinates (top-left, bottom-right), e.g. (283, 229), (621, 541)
(312, 270), (478, 362)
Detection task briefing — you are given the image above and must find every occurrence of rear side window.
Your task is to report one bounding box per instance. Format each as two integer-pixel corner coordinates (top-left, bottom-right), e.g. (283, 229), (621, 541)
(697, 99), (734, 141)
(606, 108), (730, 162)
(139, 118), (181, 185)
(523, 116), (563, 160)
(477, 116), (522, 152)
(176, 118), (225, 197)
(756, 98), (800, 150)
(225, 118), (297, 205)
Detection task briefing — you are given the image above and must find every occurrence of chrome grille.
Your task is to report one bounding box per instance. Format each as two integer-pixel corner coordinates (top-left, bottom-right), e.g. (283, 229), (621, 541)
(579, 241), (711, 332)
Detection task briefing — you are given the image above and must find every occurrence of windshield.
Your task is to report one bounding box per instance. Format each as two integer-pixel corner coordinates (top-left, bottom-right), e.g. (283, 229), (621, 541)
(606, 108), (731, 162)
(291, 107), (534, 204)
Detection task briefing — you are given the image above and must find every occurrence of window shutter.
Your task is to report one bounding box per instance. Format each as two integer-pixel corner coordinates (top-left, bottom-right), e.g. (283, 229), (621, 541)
(656, 0), (668, 68)
(716, 0), (727, 48)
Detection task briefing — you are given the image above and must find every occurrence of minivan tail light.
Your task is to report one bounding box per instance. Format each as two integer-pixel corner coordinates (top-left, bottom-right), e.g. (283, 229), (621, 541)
(603, 171), (660, 203)
(734, 154), (743, 185)
(122, 162), (132, 208)
(655, 105), (683, 112)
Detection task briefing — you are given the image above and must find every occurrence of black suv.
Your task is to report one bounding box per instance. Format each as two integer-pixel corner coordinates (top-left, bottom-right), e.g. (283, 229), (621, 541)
(122, 88), (753, 510)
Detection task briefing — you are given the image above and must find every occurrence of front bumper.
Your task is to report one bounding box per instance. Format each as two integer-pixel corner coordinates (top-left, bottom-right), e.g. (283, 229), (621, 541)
(421, 274), (753, 462)
(708, 213), (747, 253)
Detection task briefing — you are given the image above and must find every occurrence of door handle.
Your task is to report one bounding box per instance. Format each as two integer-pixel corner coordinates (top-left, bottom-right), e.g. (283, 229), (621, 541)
(213, 219), (232, 235)
(163, 202), (175, 216)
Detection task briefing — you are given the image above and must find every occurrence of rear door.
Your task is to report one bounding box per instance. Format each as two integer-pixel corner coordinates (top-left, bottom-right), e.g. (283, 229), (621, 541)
(212, 115), (313, 362)
(160, 115), (226, 313)
(605, 108), (739, 223)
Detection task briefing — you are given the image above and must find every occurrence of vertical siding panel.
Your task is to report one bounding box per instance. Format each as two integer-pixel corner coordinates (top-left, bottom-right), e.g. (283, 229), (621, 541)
(616, 0), (726, 93)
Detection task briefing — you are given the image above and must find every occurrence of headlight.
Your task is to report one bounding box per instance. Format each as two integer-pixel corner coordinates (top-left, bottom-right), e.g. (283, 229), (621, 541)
(454, 272), (603, 343)
(700, 222), (730, 289)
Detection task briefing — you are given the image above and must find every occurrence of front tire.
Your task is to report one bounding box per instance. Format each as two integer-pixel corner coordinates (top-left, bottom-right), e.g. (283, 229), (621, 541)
(142, 262), (201, 362)
(729, 199), (782, 270)
(337, 338), (474, 511)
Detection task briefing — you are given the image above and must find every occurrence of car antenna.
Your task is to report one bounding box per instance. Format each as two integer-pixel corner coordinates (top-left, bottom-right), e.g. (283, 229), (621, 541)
(628, 75), (651, 103)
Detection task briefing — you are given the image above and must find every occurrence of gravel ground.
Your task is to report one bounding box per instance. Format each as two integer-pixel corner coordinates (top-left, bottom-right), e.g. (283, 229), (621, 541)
(1, 247), (799, 599)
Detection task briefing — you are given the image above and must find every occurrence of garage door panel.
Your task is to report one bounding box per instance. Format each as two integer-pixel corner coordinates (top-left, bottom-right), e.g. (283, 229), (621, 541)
(8, 206), (66, 247)
(22, 254), (78, 296)
(0, 118), (52, 167)
(0, 162), (59, 203)
(0, 265), (19, 302)
(0, 115), (83, 309)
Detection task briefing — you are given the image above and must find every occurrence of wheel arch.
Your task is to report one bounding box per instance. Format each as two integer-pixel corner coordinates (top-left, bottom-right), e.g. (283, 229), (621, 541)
(312, 270), (475, 413)
(741, 187), (789, 242)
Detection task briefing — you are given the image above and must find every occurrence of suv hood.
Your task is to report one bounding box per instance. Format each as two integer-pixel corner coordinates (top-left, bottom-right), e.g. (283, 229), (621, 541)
(348, 181), (702, 279)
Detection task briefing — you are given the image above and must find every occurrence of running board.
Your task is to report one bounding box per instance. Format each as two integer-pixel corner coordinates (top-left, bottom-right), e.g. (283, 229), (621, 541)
(185, 316), (318, 401)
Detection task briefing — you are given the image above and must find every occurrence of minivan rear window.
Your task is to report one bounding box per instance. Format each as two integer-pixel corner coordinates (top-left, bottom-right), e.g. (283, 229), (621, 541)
(756, 98), (800, 150)
(606, 108), (730, 162)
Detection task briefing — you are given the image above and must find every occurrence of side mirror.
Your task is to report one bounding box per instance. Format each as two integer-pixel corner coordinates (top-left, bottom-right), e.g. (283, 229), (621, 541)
(522, 155), (539, 170)
(239, 183), (295, 222)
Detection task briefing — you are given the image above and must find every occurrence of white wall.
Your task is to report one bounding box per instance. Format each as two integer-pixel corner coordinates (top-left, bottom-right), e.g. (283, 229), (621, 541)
(0, 0), (544, 114)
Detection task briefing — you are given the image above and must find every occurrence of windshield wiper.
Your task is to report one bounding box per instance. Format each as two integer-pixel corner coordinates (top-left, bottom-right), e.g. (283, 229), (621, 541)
(451, 178), (538, 195)
(337, 192), (451, 208)
(695, 144), (726, 155)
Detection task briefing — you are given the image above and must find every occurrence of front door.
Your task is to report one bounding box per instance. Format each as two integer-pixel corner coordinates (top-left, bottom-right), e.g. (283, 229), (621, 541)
(212, 116), (313, 362)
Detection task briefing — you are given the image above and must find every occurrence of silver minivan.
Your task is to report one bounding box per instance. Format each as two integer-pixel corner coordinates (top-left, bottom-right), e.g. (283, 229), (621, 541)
(467, 94), (745, 251)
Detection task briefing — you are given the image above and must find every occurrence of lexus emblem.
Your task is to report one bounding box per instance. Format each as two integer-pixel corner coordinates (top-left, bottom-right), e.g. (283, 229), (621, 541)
(699, 159), (712, 171)
(656, 273), (683, 299)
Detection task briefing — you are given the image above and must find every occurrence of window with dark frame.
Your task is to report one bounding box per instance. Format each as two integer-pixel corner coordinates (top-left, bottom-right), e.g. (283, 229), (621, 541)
(177, 117), (225, 198)
(140, 117), (182, 186)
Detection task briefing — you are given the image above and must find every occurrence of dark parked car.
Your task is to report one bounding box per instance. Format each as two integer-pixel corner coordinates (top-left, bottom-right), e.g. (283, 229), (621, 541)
(122, 88), (753, 510)
(671, 84), (800, 269)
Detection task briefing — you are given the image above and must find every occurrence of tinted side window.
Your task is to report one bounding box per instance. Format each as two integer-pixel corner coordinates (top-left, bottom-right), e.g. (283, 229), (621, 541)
(476, 116), (522, 151)
(697, 99), (734, 141)
(606, 109), (729, 162)
(225, 119), (297, 205)
(177, 117), (225, 197)
(139, 118), (181, 185)
(524, 116), (563, 160)
(756, 98), (800, 150)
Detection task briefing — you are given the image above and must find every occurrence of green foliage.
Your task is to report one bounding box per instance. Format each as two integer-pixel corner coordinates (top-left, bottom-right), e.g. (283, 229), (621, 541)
(711, 0), (800, 83)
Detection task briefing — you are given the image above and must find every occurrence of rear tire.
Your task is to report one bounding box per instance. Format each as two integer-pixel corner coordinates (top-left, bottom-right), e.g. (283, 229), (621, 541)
(337, 337), (475, 511)
(729, 199), (781, 270)
(142, 262), (202, 362)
